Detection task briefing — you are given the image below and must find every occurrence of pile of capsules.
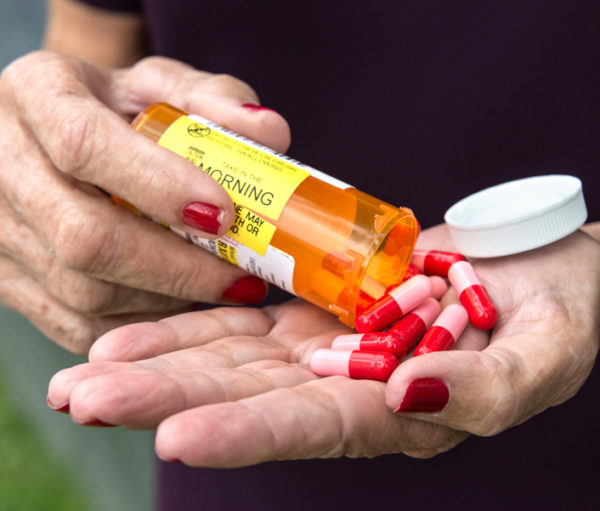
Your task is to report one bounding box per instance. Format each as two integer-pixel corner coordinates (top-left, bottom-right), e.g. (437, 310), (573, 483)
(309, 249), (498, 382)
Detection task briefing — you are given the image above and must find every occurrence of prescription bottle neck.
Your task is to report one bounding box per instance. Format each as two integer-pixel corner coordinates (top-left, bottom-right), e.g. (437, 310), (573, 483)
(132, 103), (186, 142)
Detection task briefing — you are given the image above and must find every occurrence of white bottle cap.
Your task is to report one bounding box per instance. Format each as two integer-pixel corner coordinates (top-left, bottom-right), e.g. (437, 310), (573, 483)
(444, 175), (587, 258)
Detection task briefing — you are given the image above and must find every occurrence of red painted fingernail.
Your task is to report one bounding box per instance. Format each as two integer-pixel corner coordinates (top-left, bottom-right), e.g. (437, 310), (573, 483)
(182, 202), (222, 234)
(47, 397), (70, 414)
(164, 458), (183, 464)
(222, 276), (268, 304)
(81, 419), (117, 428)
(394, 378), (449, 413)
(241, 103), (276, 113)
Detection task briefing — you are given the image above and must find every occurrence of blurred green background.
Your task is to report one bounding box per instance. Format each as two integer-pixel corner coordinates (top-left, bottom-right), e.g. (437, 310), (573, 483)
(0, 2), (154, 510)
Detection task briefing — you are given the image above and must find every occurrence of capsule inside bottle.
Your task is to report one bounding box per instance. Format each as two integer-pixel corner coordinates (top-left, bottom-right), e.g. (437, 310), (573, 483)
(131, 103), (419, 327)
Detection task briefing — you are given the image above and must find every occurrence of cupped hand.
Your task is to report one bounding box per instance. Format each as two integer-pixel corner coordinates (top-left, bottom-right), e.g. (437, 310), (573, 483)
(386, 224), (600, 436)
(0, 51), (290, 352)
(47, 299), (468, 466)
(47, 223), (599, 467)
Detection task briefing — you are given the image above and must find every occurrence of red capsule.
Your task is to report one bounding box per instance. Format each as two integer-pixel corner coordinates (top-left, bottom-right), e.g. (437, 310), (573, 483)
(322, 251), (354, 277)
(310, 269), (353, 308)
(355, 275), (433, 333)
(411, 249), (467, 277)
(331, 331), (407, 357)
(448, 261), (498, 330)
(389, 297), (442, 353)
(309, 349), (399, 382)
(414, 304), (469, 356)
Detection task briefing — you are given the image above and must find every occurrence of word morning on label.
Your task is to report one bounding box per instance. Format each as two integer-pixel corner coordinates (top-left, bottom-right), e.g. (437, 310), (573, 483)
(199, 163), (274, 206)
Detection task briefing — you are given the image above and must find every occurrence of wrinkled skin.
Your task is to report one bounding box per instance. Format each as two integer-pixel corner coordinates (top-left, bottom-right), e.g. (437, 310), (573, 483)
(0, 52), (290, 353)
(47, 224), (600, 467)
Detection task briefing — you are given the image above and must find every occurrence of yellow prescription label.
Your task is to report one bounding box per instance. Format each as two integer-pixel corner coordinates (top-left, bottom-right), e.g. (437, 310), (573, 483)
(158, 115), (310, 222)
(228, 203), (276, 256)
(215, 239), (237, 265)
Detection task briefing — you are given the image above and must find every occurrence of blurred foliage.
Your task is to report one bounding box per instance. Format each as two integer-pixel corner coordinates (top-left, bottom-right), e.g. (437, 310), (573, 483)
(0, 372), (94, 511)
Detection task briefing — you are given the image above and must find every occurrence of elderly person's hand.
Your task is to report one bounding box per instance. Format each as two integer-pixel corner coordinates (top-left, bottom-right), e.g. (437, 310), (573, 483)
(47, 224), (599, 466)
(47, 299), (468, 463)
(385, 223), (599, 435)
(0, 51), (290, 353)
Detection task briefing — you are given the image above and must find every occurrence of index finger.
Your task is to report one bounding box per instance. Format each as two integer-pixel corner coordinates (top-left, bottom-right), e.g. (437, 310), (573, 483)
(8, 52), (234, 236)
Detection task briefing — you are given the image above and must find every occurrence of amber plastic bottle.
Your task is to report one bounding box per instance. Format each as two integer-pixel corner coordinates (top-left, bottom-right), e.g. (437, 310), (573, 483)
(131, 103), (418, 327)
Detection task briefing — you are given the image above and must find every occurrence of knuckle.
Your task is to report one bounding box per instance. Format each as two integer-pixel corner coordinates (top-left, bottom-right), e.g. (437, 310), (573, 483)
(1, 51), (103, 178)
(64, 330), (96, 355)
(0, 50), (48, 92)
(46, 315), (97, 355)
(51, 105), (98, 176)
(53, 206), (113, 273)
(10, 178), (37, 216)
(1, 51), (84, 104)
(74, 291), (117, 316)
(471, 351), (523, 436)
(43, 56), (87, 96)
(160, 253), (224, 301)
(130, 56), (192, 90)
(55, 273), (118, 315)
(64, 328), (97, 355)
(164, 268), (199, 300)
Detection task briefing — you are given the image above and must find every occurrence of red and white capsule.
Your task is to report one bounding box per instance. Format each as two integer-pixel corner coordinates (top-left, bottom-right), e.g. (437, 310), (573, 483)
(414, 303), (469, 356)
(331, 331), (407, 357)
(411, 249), (467, 277)
(309, 349), (399, 382)
(448, 260), (498, 330)
(389, 297), (442, 354)
(355, 275), (433, 333)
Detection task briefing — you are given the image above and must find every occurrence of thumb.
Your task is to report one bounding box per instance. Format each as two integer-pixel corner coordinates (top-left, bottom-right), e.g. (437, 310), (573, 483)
(385, 327), (595, 437)
(385, 350), (513, 436)
(112, 56), (291, 153)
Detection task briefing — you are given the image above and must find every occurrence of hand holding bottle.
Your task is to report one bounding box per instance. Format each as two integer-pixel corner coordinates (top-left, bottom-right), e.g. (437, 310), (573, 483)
(0, 52), (290, 352)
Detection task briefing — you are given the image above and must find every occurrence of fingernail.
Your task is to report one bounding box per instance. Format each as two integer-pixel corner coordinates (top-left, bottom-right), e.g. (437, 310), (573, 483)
(81, 419), (117, 428)
(241, 103), (276, 113)
(394, 378), (449, 413)
(222, 276), (268, 304)
(164, 458), (182, 464)
(47, 396), (70, 414)
(182, 202), (222, 234)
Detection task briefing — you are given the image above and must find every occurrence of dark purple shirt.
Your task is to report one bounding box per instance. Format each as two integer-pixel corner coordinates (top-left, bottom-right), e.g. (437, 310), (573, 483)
(80, 1), (600, 509)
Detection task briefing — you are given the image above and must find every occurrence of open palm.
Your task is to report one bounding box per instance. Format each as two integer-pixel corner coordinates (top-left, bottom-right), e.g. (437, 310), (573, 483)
(47, 224), (599, 466)
(48, 297), (467, 466)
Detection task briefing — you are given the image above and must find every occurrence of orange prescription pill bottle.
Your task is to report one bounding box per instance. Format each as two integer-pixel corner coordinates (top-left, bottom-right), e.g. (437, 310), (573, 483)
(129, 103), (419, 328)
